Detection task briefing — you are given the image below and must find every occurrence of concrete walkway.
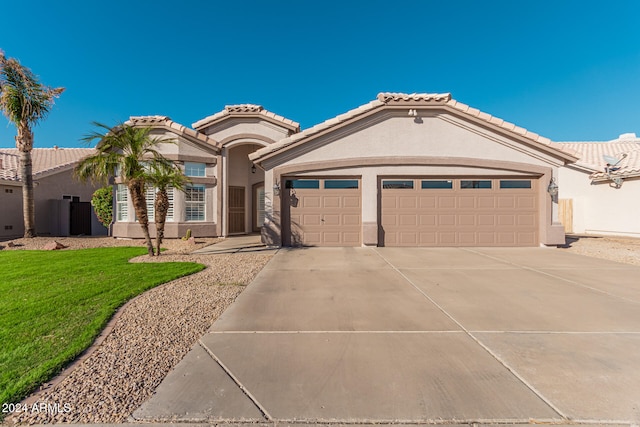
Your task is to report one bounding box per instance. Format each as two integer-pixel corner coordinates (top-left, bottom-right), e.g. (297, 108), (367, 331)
(192, 234), (279, 254)
(134, 247), (640, 425)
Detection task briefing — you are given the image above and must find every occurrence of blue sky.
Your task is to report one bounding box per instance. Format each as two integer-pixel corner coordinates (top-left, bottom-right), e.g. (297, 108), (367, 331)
(1, 0), (639, 148)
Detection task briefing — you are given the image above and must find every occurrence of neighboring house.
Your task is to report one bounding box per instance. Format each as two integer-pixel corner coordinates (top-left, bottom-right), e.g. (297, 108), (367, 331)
(0, 147), (107, 239)
(118, 93), (585, 247)
(558, 133), (640, 238)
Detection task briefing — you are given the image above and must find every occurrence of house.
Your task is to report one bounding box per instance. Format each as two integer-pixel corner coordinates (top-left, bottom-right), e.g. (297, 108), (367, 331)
(558, 133), (640, 237)
(118, 93), (586, 247)
(0, 147), (107, 239)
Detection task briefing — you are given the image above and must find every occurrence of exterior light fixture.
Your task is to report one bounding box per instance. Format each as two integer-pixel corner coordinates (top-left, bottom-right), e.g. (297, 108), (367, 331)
(547, 177), (558, 196)
(251, 164), (256, 174)
(407, 109), (418, 117)
(273, 181), (281, 196)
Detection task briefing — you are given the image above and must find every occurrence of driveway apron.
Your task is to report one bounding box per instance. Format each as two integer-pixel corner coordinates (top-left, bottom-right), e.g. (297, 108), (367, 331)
(134, 247), (640, 424)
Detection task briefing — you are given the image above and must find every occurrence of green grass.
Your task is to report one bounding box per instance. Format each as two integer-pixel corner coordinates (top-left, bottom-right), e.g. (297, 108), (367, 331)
(0, 247), (205, 409)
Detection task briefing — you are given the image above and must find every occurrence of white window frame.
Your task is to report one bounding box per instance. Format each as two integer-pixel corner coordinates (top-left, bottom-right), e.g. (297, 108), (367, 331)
(116, 184), (128, 221)
(185, 184), (205, 221)
(145, 186), (175, 222)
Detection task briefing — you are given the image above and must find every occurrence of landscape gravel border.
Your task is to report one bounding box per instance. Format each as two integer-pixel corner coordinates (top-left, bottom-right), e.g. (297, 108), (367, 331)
(3, 238), (273, 424)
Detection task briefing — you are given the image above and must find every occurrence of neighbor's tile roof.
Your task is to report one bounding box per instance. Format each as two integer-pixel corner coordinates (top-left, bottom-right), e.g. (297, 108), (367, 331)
(0, 148), (95, 181)
(127, 116), (220, 149)
(559, 135), (640, 179)
(250, 93), (577, 163)
(192, 104), (300, 132)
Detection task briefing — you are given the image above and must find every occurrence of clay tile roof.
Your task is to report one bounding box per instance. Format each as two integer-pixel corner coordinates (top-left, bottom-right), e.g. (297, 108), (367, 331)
(192, 104), (300, 132)
(0, 148), (96, 181)
(127, 115), (219, 148)
(559, 136), (640, 179)
(250, 93), (577, 163)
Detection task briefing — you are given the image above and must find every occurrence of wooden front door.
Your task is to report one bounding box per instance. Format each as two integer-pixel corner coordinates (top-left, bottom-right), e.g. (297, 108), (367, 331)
(228, 186), (245, 234)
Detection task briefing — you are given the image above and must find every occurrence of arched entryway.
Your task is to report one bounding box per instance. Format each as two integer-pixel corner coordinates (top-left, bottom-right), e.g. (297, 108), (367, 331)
(224, 142), (266, 235)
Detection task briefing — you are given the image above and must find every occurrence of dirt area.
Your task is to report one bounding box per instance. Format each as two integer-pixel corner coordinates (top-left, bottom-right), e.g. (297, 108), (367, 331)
(0, 235), (220, 253)
(560, 234), (640, 266)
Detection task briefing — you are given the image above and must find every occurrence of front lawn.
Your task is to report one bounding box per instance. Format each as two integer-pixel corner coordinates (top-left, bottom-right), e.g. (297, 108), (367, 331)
(0, 247), (205, 410)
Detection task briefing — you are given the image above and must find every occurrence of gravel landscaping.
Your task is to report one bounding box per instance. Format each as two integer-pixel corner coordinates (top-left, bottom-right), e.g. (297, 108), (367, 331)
(2, 237), (273, 424)
(2, 233), (639, 424)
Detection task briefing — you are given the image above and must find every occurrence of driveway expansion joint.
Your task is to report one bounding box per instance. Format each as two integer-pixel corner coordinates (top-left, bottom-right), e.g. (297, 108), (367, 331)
(198, 339), (273, 421)
(371, 247), (568, 421)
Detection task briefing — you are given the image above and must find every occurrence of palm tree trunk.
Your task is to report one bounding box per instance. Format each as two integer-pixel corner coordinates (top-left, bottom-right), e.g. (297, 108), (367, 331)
(17, 126), (36, 238)
(154, 190), (169, 256)
(129, 179), (155, 256)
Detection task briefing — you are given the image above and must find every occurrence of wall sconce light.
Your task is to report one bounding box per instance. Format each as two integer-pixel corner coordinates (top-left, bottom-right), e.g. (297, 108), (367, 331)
(547, 177), (558, 196)
(251, 163), (256, 174)
(407, 109), (418, 117)
(273, 181), (281, 196)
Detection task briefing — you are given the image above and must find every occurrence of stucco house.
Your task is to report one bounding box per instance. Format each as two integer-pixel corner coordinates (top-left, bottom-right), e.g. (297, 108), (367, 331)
(0, 147), (107, 239)
(115, 93), (592, 247)
(558, 133), (640, 238)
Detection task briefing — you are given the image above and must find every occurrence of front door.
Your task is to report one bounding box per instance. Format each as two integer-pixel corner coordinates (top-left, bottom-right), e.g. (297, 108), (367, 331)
(228, 186), (245, 234)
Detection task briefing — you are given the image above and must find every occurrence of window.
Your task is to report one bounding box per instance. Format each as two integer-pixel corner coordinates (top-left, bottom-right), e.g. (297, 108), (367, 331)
(500, 180), (532, 189)
(382, 180), (414, 189)
(145, 186), (175, 222)
(421, 180), (453, 189)
(285, 179), (320, 189)
(63, 195), (80, 202)
(116, 184), (128, 221)
(324, 179), (359, 189)
(146, 186), (155, 221)
(461, 180), (492, 189)
(184, 162), (206, 177)
(185, 184), (205, 221)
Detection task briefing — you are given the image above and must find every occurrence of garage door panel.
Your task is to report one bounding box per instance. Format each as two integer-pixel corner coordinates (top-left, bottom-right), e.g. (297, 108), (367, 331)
(323, 196), (341, 208)
(420, 196), (436, 208)
(478, 214), (495, 226)
(399, 196), (417, 209)
(343, 214), (360, 226)
(439, 214), (455, 226)
(420, 214), (437, 226)
(400, 214), (417, 226)
(344, 196), (360, 208)
(302, 196), (321, 208)
(477, 196), (495, 209)
(323, 214), (340, 226)
(399, 232), (418, 245)
(518, 214), (536, 226)
(381, 177), (538, 247)
(458, 196), (475, 209)
(518, 196), (536, 209)
(497, 196), (516, 208)
(439, 196), (456, 209)
(302, 214), (322, 226)
(459, 214), (476, 226)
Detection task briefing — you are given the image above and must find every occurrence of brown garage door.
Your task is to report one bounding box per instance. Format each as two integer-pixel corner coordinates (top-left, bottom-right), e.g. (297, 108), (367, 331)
(380, 178), (538, 247)
(284, 178), (361, 246)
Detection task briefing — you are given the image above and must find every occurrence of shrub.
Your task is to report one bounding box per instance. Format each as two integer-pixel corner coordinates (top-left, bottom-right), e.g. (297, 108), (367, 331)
(91, 186), (113, 228)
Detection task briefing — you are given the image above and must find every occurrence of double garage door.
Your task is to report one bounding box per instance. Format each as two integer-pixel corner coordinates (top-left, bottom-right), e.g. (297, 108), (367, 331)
(284, 176), (539, 247)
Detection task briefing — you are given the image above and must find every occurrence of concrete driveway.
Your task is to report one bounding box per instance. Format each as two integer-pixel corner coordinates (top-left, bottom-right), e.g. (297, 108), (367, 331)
(134, 247), (640, 425)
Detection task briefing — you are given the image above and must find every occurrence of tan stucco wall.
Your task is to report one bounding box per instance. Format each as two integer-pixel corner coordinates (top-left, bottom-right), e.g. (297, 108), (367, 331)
(559, 167), (640, 237)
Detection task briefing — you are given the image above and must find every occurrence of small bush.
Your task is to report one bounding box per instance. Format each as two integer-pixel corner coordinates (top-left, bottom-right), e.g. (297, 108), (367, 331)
(91, 186), (113, 228)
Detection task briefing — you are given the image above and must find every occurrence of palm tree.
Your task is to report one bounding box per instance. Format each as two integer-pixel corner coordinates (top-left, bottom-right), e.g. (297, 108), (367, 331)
(0, 51), (64, 237)
(75, 122), (173, 256)
(145, 161), (189, 255)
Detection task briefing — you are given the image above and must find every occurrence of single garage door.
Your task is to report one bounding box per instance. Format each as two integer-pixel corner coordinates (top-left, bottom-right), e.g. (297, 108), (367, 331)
(380, 177), (538, 247)
(284, 178), (361, 246)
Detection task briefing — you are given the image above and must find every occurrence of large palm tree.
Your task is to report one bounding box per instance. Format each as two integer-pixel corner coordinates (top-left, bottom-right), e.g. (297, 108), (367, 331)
(145, 162), (189, 255)
(75, 122), (173, 256)
(0, 51), (64, 237)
